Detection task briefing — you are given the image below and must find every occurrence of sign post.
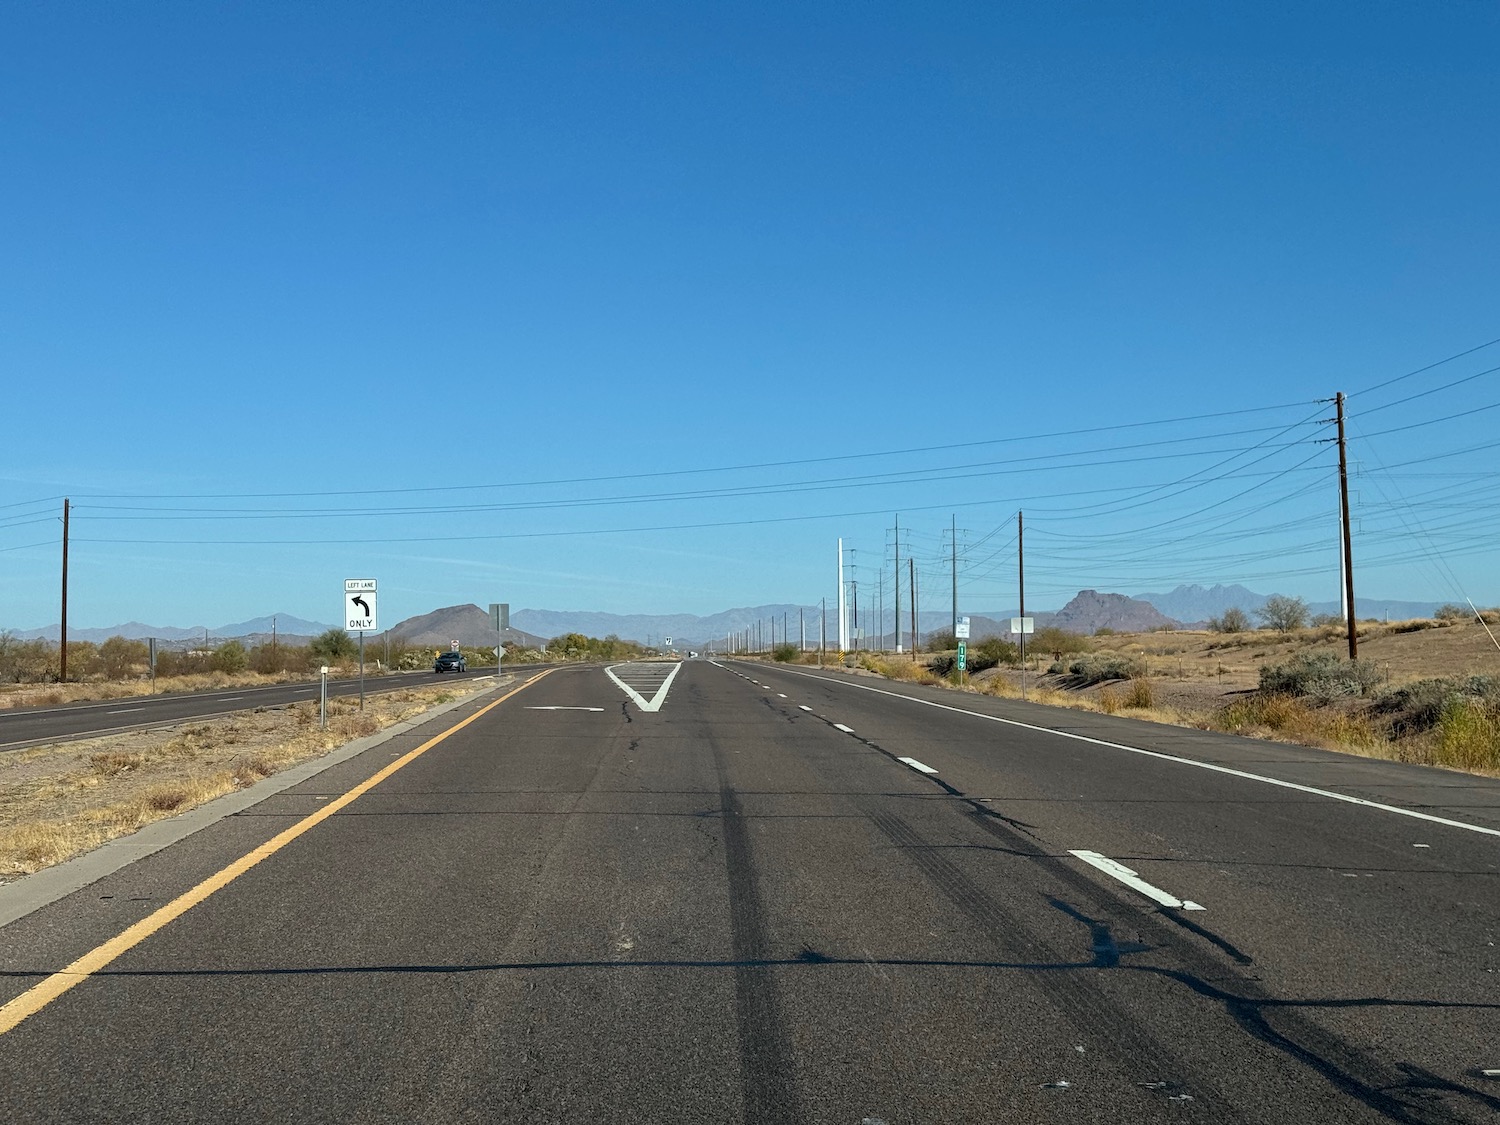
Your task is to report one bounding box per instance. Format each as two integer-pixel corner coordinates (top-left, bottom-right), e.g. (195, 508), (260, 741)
(148, 637), (157, 693)
(345, 579), (378, 711)
(1010, 616), (1035, 699)
(490, 603), (509, 671)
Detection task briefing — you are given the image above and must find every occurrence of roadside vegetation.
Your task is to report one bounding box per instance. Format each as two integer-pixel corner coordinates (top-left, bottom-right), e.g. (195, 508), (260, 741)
(747, 607), (1500, 776)
(0, 679), (496, 881)
(0, 628), (650, 710)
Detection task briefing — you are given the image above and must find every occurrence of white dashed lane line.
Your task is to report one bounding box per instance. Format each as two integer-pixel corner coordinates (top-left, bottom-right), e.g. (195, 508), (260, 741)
(1070, 850), (1205, 911)
(834, 723), (854, 733)
(898, 756), (939, 775)
(799, 705), (812, 712)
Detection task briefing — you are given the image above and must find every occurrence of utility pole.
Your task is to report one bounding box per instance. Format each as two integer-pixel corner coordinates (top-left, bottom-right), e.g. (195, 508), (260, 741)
(799, 608), (804, 652)
(837, 538), (848, 651)
(909, 557), (917, 660)
(1336, 392), (1358, 659)
(820, 598), (826, 666)
(852, 581), (859, 651)
(1018, 509), (1026, 674)
(894, 514), (902, 654)
(59, 498), (70, 682)
(951, 513), (958, 639)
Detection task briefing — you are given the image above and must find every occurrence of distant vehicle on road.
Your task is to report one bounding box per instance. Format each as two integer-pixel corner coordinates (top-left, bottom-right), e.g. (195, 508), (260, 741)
(433, 652), (467, 673)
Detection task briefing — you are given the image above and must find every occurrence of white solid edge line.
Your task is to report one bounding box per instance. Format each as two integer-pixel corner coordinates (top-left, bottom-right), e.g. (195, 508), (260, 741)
(770, 666), (1500, 840)
(899, 756), (939, 775)
(1071, 850), (1205, 911)
(834, 723), (855, 733)
(524, 706), (606, 712)
(106, 707), (146, 714)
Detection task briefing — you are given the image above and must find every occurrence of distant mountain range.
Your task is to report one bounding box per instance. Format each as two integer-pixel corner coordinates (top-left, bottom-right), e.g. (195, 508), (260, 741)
(6, 614), (335, 645)
(386, 604), (548, 649)
(4, 584), (1455, 649)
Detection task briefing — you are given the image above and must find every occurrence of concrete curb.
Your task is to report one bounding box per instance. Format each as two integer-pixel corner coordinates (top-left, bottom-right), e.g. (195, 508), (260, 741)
(0, 675), (514, 930)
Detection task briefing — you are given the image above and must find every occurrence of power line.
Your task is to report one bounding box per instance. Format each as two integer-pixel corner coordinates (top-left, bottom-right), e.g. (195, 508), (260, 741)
(1351, 335), (1500, 399)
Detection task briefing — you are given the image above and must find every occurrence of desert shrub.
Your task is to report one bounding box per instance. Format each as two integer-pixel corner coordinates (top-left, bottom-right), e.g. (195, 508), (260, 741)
(1123, 676), (1154, 709)
(1434, 697), (1500, 771)
(1208, 607), (1250, 633)
(923, 631), (955, 653)
(1064, 654), (1140, 686)
(1257, 595), (1310, 633)
(1093, 626), (1117, 637)
(1435, 604), (1467, 622)
(1258, 652), (1380, 699)
(1390, 619), (1433, 634)
(154, 649), (211, 677)
(1371, 675), (1500, 735)
(1098, 688), (1120, 713)
(772, 643), (799, 663)
(97, 636), (149, 679)
(1032, 626), (1090, 660)
(969, 637), (1019, 671)
(0, 635), (58, 683)
(310, 629), (358, 660)
(210, 640), (248, 674)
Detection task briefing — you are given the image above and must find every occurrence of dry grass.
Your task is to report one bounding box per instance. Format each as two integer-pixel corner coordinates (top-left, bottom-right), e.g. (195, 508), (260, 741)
(0, 669), (336, 711)
(843, 622), (1500, 776)
(0, 681), (493, 881)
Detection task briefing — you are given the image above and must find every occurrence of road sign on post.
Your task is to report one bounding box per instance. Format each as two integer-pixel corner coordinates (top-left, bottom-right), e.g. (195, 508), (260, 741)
(1009, 617), (1034, 635)
(490, 603), (508, 669)
(957, 641), (967, 671)
(344, 579), (378, 632)
(955, 616), (971, 640)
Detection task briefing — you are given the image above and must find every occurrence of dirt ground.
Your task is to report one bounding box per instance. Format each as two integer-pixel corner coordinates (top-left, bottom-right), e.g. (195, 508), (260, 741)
(1059, 617), (1500, 708)
(0, 679), (497, 882)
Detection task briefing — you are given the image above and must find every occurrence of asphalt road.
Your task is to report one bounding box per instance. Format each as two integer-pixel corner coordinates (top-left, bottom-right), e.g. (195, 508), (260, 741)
(0, 664), (540, 751)
(1, 658), (1497, 1122)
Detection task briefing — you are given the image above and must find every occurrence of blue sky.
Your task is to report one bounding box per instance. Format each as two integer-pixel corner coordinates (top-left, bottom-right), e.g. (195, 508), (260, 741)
(3, 1), (1498, 631)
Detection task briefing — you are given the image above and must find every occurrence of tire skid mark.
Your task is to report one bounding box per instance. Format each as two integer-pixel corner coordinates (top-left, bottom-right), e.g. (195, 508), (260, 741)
(710, 734), (806, 1124)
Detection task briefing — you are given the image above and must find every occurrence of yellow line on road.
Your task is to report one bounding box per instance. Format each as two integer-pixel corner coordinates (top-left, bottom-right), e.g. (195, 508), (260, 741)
(0, 668), (555, 1037)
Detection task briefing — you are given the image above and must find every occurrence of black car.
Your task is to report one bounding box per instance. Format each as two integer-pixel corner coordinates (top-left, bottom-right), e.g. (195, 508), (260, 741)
(433, 651), (467, 673)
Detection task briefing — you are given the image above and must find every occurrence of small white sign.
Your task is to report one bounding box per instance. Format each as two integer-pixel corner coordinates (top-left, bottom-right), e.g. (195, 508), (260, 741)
(345, 578), (377, 592)
(345, 589), (377, 632)
(451, 640), (460, 651)
(1010, 616), (1034, 635)
(955, 616), (971, 639)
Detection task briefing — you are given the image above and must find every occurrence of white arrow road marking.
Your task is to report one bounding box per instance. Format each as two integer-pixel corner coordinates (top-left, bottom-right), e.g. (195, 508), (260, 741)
(1070, 850), (1204, 911)
(898, 757), (939, 775)
(525, 706), (606, 712)
(605, 662), (683, 713)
